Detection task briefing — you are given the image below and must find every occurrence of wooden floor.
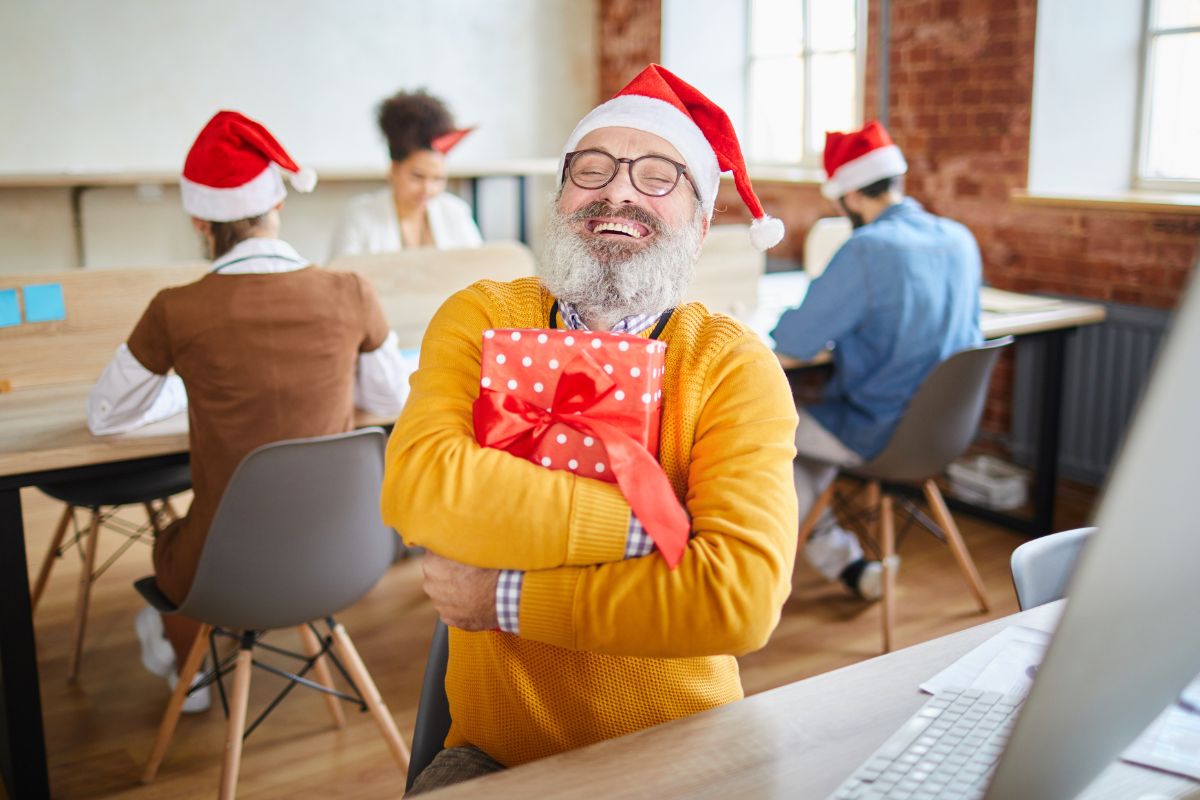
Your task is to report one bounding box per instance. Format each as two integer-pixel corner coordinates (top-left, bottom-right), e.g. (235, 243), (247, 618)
(10, 480), (1093, 799)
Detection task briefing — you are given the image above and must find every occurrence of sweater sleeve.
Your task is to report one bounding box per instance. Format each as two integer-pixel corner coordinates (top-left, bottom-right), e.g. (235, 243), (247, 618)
(381, 284), (632, 570)
(517, 333), (800, 658)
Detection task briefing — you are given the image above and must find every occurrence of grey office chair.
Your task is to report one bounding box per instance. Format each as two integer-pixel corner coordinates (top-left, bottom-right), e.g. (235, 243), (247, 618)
(406, 619), (451, 792)
(1010, 526), (1096, 610)
(33, 462), (191, 680)
(799, 336), (1014, 652)
(134, 428), (409, 799)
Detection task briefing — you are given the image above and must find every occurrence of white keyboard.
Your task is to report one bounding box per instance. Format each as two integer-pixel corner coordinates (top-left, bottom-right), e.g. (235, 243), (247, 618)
(827, 687), (1025, 800)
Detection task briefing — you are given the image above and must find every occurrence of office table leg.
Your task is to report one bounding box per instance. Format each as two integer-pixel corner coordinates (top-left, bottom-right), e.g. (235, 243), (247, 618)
(517, 176), (529, 245)
(0, 486), (50, 799)
(1030, 329), (1066, 536)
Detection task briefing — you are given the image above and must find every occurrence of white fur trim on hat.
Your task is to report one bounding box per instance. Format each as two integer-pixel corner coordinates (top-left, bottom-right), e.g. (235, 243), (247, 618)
(821, 145), (908, 200)
(559, 95), (720, 218)
(181, 164), (286, 222)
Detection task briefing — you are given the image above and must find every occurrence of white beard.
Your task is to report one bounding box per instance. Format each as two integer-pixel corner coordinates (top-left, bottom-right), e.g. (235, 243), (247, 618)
(538, 201), (702, 331)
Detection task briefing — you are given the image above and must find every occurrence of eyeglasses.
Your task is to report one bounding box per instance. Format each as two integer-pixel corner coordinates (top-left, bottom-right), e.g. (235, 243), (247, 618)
(563, 149), (698, 199)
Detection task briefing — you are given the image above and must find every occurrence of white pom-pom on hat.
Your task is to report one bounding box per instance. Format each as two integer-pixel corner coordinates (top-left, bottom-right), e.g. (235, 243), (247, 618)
(290, 166), (318, 193)
(749, 215), (785, 251)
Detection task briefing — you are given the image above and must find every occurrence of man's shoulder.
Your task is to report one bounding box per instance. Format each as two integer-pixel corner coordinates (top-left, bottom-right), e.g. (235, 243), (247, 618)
(670, 303), (771, 360)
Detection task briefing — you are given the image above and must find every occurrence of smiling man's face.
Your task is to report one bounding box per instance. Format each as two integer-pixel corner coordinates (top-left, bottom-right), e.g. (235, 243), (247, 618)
(558, 127), (703, 256)
(538, 126), (708, 330)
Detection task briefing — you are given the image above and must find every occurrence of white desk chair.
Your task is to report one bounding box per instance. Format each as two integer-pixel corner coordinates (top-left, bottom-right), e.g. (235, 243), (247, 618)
(803, 217), (852, 279)
(687, 224), (765, 318)
(1010, 526), (1096, 610)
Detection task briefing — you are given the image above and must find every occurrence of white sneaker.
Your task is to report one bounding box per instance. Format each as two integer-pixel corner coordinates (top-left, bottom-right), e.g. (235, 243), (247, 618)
(135, 606), (176, 678)
(856, 560), (885, 601)
(167, 669), (212, 714)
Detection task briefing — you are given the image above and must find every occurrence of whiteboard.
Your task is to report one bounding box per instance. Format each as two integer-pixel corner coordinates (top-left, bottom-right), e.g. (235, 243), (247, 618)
(0, 0), (597, 176)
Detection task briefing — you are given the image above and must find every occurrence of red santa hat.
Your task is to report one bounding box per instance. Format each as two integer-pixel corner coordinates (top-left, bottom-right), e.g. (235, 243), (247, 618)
(430, 127), (474, 155)
(821, 120), (908, 200)
(180, 110), (317, 222)
(559, 64), (785, 251)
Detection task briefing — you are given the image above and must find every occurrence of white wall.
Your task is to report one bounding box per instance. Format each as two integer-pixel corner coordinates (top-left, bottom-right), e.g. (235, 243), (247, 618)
(1028, 0), (1144, 195)
(0, 0), (596, 272)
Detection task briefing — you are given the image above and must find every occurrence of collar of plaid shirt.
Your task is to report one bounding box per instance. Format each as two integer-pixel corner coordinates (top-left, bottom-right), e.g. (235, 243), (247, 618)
(556, 300), (663, 336)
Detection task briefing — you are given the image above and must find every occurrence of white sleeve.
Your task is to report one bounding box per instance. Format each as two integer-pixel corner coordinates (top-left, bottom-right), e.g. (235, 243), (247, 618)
(87, 344), (188, 435)
(354, 330), (412, 416)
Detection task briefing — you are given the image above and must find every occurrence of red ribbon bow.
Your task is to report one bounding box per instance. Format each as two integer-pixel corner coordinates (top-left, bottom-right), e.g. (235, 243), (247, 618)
(473, 348), (689, 568)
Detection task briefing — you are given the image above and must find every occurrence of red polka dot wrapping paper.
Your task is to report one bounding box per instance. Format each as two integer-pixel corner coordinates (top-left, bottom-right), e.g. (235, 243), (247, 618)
(475, 328), (667, 479)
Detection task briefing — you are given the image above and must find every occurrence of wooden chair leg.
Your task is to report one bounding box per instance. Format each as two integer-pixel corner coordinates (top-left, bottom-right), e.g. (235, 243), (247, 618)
(143, 501), (164, 537)
(298, 624), (345, 729)
(142, 623), (212, 783)
(31, 505), (73, 611)
(798, 480), (836, 544)
(163, 498), (181, 523)
(329, 622), (411, 772)
(923, 480), (989, 612)
(219, 639), (255, 800)
(67, 509), (102, 681)
(880, 494), (897, 653)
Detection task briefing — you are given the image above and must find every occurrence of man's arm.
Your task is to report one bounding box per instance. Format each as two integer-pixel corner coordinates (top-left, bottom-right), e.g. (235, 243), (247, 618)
(771, 240), (872, 360)
(381, 284), (633, 571)
(512, 333), (800, 658)
(355, 330), (412, 416)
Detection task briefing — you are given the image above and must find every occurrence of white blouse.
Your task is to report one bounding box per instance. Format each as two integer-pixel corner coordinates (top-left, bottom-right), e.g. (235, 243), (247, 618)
(328, 189), (483, 260)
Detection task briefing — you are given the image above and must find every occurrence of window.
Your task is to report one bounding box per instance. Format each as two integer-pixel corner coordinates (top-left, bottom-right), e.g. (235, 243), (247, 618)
(1138, 0), (1200, 190)
(746, 0), (863, 166)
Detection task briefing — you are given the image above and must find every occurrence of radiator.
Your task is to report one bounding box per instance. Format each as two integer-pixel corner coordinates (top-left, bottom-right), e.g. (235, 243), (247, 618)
(1010, 299), (1172, 486)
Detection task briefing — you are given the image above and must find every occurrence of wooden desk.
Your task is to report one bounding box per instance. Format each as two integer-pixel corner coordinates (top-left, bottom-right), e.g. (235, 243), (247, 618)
(750, 273), (1107, 537)
(429, 602), (1195, 799)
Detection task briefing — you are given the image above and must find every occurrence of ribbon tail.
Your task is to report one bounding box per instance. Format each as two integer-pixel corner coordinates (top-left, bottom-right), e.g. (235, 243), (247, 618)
(578, 418), (690, 569)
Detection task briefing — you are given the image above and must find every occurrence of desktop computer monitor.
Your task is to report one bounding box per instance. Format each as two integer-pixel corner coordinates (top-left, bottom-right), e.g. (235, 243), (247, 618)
(983, 268), (1200, 798)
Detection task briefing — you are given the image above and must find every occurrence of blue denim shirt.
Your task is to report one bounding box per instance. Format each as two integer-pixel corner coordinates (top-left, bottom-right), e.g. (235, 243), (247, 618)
(772, 198), (982, 460)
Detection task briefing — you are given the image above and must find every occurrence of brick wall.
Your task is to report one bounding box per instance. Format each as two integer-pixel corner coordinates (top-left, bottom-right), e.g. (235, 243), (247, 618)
(600, 0), (1200, 438)
(597, 0), (661, 102)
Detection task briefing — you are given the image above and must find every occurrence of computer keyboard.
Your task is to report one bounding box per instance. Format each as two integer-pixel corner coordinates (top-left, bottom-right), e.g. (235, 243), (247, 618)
(827, 687), (1025, 800)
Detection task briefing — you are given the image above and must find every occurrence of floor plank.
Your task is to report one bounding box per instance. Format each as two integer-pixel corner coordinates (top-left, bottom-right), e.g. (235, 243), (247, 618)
(11, 479), (1091, 799)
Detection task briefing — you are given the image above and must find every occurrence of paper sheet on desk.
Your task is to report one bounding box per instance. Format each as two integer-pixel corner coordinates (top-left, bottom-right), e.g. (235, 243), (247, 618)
(921, 626), (1200, 781)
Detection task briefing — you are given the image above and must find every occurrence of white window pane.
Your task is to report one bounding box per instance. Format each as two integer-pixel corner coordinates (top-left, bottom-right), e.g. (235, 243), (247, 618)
(1144, 33), (1200, 180)
(1153, 0), (1200, 29)
(749, 57), (804, 163)
(750, 0), (804, 57)
(808, 52), (859, 154)
(810, 0), (858, 52)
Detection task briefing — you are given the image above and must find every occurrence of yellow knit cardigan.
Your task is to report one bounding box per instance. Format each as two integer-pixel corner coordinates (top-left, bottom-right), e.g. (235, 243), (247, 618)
(382, 277), (799, 766)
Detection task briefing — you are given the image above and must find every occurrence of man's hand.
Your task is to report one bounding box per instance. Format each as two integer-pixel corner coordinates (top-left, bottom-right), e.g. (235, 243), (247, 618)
(421, 552), (501, 631)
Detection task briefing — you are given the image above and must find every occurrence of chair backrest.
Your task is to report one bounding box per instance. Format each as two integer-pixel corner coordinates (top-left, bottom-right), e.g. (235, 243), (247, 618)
(175, 428), (395, 631)
(406, 619), (451, 791)
(856, 337), (1014, 482)
(327, 241), (536, 349)
(803, 216), (852, 279)
(1010, 526), (1097, 610)
(685, 224), (765, 319)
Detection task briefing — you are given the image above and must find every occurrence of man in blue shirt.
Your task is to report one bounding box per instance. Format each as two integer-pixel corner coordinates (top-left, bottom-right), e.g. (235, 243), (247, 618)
(772, 121), (981, 600)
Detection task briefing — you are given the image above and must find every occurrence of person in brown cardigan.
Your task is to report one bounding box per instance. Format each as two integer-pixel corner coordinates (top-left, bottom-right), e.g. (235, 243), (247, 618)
(88, 111), (411, 711)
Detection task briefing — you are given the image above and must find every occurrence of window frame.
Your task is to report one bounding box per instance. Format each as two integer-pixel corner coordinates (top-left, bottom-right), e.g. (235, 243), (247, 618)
(742, 0), (867, 168)
(1135, 0), (1200, 192)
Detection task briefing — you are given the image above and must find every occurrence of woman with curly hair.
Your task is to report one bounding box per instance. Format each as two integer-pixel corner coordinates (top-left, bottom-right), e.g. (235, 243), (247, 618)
(330, 89), (482, 258)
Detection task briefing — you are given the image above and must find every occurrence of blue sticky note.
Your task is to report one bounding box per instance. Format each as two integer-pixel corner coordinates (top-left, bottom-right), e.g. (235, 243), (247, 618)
(23, 283), (66, 323)
(0, 288), (19, 327)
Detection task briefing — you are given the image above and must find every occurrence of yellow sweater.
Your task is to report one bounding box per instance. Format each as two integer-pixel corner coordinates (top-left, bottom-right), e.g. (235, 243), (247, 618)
(382, 277), (799, 766)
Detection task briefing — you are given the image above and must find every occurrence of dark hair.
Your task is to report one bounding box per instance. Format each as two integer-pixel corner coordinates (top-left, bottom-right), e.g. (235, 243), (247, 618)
(209, 213), (269, 260)
(856, 175), (903, 198)
(377, 89), (454, 163)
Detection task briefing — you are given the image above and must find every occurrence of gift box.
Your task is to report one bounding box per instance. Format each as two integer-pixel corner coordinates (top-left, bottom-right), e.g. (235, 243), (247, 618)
(473, 327), (689, 567)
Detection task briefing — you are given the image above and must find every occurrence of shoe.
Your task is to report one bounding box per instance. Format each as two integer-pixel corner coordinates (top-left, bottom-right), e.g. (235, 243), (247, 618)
(135, 606), (176, 678)
(167, 669), (212, 714)
(839, 558), (892, 602)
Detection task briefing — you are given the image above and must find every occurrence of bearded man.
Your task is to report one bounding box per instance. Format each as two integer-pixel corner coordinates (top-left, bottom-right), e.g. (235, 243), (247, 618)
(382, 65), (799, 794)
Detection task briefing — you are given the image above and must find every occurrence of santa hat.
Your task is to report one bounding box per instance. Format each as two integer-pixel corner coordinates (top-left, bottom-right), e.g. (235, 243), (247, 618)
(821, 120), (908, 200)
(430, 127), (474, 155)
(180, 110), (317, 222)
(559, 64), (785, 251)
